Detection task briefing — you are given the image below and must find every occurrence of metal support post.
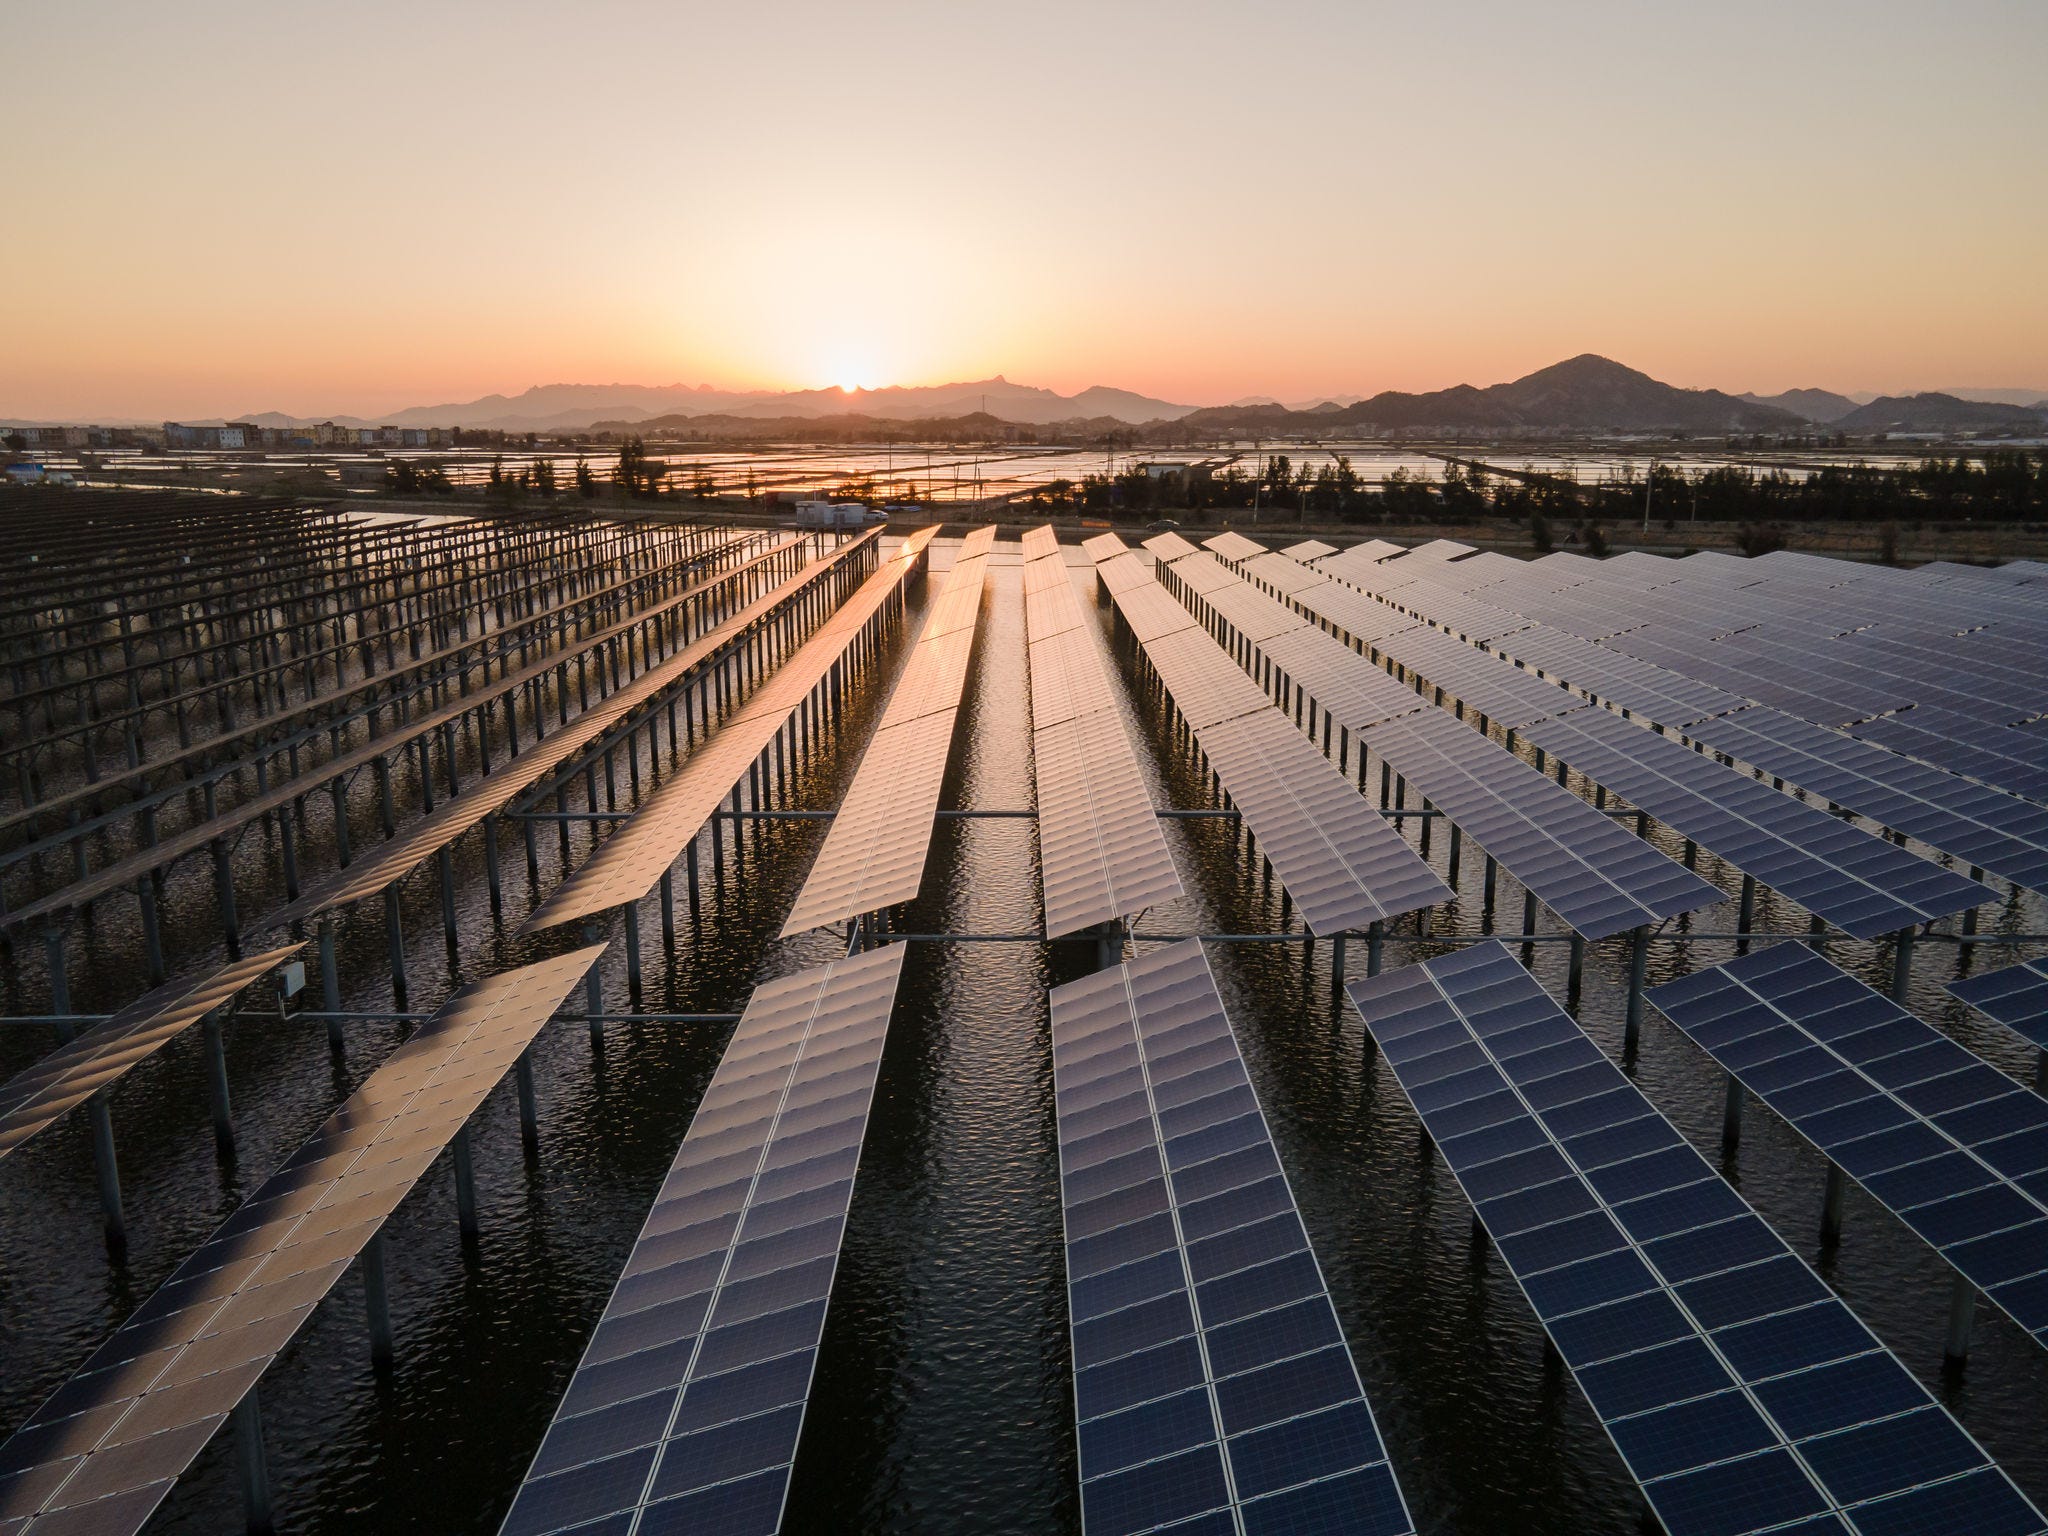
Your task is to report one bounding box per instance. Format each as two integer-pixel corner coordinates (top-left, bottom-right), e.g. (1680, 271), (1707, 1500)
(233, 1390), (274, 1534)
(1722, 1074), (1743, 1151)
(451, 1126), (479, 1239)
(1945, 1273), (1976, 1366)
(88, 1090), (126, 1254)
(1623, 925), (1649, 1054)
(1736, 875), (1756, 955)
(319, 915), (343, 1049)
(384, 887), (408, 1010)
(516, 1050), (539, 1150)
(1891, 926), (1916, 1003)
(1367, 921), (1384, 978)
(43, 927), (73, 1042)
(364, 1232), (394, 1372)
(1820, 1162), (1847, 1243)
(203, 1007), (234, 1156)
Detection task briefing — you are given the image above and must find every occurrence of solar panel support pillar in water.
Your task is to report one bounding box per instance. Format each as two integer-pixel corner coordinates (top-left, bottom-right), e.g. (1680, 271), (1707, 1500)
(233, 1391), (272, 1534)
(1947, 1273), (1978, 1365)
(365, 1232), (395, 1371)
(1624, 925), (1650, 1052)
(319, 914), (343, 1049)
(87, 1088), (123, 1254)
(1892, 925), (1916, 1003)
(203, 1006), (233, 1155)
(42, 928), (71, 1041)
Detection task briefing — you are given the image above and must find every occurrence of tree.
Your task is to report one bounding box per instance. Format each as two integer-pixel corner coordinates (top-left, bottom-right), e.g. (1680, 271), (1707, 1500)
(574, 456), (598, 499)
(532, 457), (557, 498)
(2, 432), (25, 453)
(1529, 510), (1555, 554)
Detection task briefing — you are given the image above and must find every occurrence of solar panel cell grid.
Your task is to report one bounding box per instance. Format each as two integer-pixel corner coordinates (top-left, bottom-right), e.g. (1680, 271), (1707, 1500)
(1649, 945), (2048, 1346)
(0, 948), (606, 1536)
(1346, 942), (2044, 1536)
(1051, 942), (1415, 1536)
(0, 946), (302, 1160)
(1949, 957), (2048, 1052)
(502, 946), (905, 1536)
(1519, 708), (1991, 939)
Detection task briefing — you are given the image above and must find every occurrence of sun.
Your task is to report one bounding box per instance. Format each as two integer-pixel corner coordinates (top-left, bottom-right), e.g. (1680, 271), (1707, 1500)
(823, 353), (879, 393)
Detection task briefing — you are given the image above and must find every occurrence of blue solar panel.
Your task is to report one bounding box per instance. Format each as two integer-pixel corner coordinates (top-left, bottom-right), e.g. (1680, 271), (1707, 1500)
(1347, 941), (2044, 1536)
(1648, 945), (2048, 1346)
(1052, 940), (1416, 1536)
(1950, 956), (2048, 1053)
(500, 946), (907, 1536)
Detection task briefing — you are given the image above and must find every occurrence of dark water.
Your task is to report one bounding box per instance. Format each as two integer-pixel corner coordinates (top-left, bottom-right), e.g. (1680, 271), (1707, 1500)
(3, 541), (2045, 1534)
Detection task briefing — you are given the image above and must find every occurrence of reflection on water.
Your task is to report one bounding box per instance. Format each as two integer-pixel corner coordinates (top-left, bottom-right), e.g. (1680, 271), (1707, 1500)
(1, 541), (2043, 1534)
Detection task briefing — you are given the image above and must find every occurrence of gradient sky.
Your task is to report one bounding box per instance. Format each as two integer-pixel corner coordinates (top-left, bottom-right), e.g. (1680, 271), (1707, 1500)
(5, 0), (2044, 420)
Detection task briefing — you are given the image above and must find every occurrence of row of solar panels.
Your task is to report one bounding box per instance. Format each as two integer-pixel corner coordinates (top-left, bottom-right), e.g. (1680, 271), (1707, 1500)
(521, 527), (940, 935)
(1188, 534), (1995, 943)
(1216, 532), (2048, 1032)
(7, 530), (2045, 1536)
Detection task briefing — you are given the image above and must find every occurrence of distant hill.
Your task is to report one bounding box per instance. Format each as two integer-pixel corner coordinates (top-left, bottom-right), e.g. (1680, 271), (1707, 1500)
(237, 377), (1196, 431)
(587, 409), (1141, 444)
(1832, 393), (2048, 434)
(1740, 388), (1860, 424)
(1179, 355), (1804, 436)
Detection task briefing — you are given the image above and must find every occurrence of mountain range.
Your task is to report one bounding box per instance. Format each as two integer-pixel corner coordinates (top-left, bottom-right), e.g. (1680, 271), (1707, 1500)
(15, 359), (2044, 436)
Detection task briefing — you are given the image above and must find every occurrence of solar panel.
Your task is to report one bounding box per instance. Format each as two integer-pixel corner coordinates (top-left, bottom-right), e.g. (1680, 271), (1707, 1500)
(264, 541), (836, 930)
(0, 947), (606, 1536)
(1397, 539), (1475, 564)
(1141, 530), (1201, 562)
(501, 945), (906, 1536)
(1489, 623), (1748, 729)
(1024, 530), (1183, 938)
(782, 540), (990, 933)
(1349, 942), (2045, 1536)
(1649, 946), (2048, 1346)
(1520, 708), (1993, 940)
(1111, 584), (1204, 646)
(1052, 941), (1416, 1536)
(1949, 957), (2048, 1052)
(1317, 547), (1425, 596)
(1127, 544), (1719, 941)
(1358, 710), (1724, 941)
(781, 710), (961, 934)
(1020, 526), (1059, 562)
(1024, 552), (1078, 598)
(1848, 706), (2048, 805)
(1202, 531), (1265, 562)
(1034, 709), (1187, 938)
(1238, 552), (1330, 598)
(1029, 625), (1120, 731)
(1093, 557), (1446, 935)
(2, 531), (872, 935)
(1158, 551), (1241, 598)
(1198, 714), (1452, 934)
(523, 532), (938, 936)
(1082, 531), (1131, 562)
(1096, 552), (1158, 599)
(1294, 582), (1422, 648)
(1282, 539), (1338, 560)
(1136, 630), (1270, 730)
(1684, 706), (2048, 892)
(1256, 627), (1427, 735)
(1374, 625), (1581, 731)
(1314, 538), (1401, 567)
(0, 946), (301, 1160)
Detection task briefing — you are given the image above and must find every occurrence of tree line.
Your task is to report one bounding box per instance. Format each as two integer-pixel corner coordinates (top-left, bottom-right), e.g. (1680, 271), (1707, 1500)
(1024, 451), (2048, 529)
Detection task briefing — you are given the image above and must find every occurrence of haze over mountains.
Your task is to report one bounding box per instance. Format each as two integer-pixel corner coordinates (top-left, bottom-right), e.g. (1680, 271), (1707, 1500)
(28, 357), (2042, 436)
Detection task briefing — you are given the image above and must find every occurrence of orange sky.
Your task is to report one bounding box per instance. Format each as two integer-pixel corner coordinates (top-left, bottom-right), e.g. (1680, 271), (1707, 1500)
(4, 1), (2044, 421)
